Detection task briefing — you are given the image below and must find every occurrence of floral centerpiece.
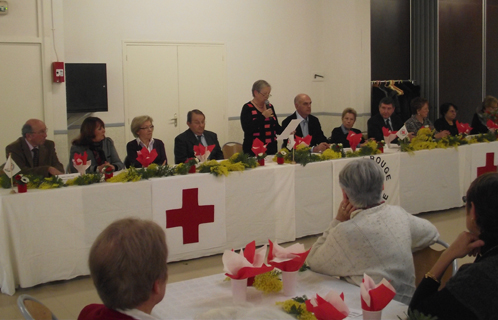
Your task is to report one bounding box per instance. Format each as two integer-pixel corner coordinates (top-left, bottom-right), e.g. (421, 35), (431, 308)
(251, 138), (267, 166)
(400, 127), (437, 153)
(103, 165), (114, 180)
(15, 174), (29, 193)
(66, 173), (102, 186)
(275, 149), (288, 165)
(276, 295), (316, 320)
(345, 140), (382, 157)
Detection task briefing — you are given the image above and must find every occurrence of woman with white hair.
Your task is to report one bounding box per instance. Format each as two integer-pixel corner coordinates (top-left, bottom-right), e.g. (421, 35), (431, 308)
(306, 159), (439, 304)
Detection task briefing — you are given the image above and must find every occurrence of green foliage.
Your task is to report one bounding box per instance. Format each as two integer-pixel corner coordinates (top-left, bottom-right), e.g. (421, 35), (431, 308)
(66, 173), (102, 186)
(229, 152), (258, 168)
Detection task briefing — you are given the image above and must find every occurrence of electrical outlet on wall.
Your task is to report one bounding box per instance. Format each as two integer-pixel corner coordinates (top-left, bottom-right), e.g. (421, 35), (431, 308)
(0, 1), (8, 15)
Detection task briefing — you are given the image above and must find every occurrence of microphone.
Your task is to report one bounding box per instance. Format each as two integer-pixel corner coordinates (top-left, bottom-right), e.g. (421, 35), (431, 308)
(265, 100), (270, 107)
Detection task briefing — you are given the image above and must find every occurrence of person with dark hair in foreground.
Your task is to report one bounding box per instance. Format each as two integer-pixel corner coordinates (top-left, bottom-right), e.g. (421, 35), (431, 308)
(78, 218), (168, 320)
(409, 172), (498, 320)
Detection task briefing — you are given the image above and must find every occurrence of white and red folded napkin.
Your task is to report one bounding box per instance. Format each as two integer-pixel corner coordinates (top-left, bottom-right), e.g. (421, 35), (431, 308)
(346, 131), (362, 151)
(456, 121), (472, 135)
(382, 127), (397, 147)
(136, 147), (158, 168)
(194, 144), (215, 163)
(295, 135), (312, 149)
(360, 273), (396, 312)
(267, 240), (310, 272)
(72, 151), (91, 175)
(223, 241), (274, 281)
(305, 290), (350, 320)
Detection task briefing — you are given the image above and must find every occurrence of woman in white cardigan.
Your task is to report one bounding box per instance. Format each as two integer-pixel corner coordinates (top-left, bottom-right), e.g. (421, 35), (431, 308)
(306, 159), (439, 305)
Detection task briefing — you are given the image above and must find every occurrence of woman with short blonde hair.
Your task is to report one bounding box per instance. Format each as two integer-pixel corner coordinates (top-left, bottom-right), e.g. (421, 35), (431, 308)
(125, 115), (167, 167)
(329, 107), (364, 148)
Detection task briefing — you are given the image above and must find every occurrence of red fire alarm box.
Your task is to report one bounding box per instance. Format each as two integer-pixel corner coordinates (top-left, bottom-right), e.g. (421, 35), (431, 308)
(52, 62), (64, 83)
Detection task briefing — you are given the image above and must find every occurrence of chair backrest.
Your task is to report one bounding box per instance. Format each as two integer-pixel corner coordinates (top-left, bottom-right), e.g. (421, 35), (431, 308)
(413, 239), (457, 289)
(222, 142), (243, 159)
(17, 294), (58, 320)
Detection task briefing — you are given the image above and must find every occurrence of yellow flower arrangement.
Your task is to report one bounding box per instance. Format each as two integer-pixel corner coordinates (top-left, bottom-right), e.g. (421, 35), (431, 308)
(401, 127), (437, 153)
(320, 148), (342, 160)
(276, 297), (316, 320)
(252, 270), (282, 293)
(107, 168), (142, 183)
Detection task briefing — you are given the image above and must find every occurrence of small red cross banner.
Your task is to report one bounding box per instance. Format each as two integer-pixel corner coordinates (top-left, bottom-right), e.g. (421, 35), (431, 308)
(477, 153), (497, 177)
(166, 188), (215, 244)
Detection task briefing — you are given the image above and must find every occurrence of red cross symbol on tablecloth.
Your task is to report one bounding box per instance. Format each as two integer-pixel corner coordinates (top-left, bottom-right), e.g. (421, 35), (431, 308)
(477, 153), (497, 177)
(166, 188), (215, 244)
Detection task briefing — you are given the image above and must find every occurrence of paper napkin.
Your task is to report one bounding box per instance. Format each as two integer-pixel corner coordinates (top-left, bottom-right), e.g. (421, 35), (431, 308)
(252, 138), (267, 156)
(267, 240), (310, 272)
(305, 290), (350, 320)
(346, 131), (362, 151)
(486, 119), (498, 131)
(72, 151), (91, 175)
(193, 144), (215, 163)
(382, 127), (398, 146)
(136, 147), (158, 168)
(223, 241), (274, 280)
(295, 135), (312, 148)
(360, 274), (396, 312)
(456, 121), (472, 135)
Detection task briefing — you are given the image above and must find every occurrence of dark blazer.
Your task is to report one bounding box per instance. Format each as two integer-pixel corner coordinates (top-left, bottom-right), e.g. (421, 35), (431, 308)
(434, 118), (459, 136)
(5, 137), (64, 177)
(330, 127), (364, 148)
(281, 112), (327, 148)
(125, 139), (167, 168)
(367, 113), (404, 142)
(174, 129), (224, 164)
(69, 137), (125, 173)
(470, 113), (489, 135)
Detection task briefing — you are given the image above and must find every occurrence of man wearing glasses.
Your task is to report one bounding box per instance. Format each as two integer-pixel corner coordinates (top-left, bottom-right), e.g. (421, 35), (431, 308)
(5, 119), (64, 176)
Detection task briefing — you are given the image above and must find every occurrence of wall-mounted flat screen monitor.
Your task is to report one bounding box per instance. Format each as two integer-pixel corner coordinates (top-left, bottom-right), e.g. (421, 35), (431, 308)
(65, 63), (108, 113)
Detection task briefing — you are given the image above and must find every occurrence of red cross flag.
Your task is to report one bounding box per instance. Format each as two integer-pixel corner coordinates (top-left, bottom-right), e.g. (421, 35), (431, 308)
(151, 173), (226, 260)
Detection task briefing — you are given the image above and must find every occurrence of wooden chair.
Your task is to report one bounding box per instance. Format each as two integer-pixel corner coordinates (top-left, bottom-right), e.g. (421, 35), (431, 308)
(17, 294), (58, 320)
(222, 142), (243, 159)
(413, 239), (458, 289)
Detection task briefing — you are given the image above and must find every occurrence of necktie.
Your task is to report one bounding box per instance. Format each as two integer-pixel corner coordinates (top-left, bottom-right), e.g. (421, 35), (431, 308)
(33, 148), (39, 167)
(386, 118), (393, 131)
(302, 119), (309, 137)
(197, 135), (204, 146)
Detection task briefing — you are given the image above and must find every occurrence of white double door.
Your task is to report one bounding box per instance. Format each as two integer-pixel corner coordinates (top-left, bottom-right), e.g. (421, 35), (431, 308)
(123, 43), (227, 163)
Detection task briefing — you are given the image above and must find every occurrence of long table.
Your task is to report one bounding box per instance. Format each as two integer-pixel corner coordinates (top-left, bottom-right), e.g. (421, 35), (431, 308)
(1, 142), (497, 295)
(153, 271), (407, 319)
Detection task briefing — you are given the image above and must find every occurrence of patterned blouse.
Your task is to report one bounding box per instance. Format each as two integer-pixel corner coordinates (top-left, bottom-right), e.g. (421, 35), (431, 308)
(240, 101), (281, 155)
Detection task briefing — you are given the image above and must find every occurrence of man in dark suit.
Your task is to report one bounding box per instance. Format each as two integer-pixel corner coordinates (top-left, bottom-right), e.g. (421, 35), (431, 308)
(281, 94), (329, 153)
(5, 119), (64, 177)
(367, 97), (404, 142)
(174, 109), (224, 164)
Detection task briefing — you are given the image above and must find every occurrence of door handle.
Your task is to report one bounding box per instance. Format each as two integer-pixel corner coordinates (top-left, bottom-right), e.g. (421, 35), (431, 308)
(171, 113), (178, 127)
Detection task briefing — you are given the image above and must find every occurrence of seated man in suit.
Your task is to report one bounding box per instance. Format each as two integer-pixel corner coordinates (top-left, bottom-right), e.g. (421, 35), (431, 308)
(78, 218), (168, 320)
(5, 119), (64, 177)
(174, 109), (224, 164)
(282, 94), (330, 153)
(367, 97), (404, 142)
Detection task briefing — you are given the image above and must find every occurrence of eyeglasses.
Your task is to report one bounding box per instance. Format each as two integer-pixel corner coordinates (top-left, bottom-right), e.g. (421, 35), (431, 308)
(258, 91), (272, 98)
(140, 125), (154, 130)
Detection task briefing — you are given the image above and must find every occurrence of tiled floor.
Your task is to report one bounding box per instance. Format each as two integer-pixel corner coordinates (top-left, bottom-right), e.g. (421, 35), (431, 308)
(0, 207), (471, 320)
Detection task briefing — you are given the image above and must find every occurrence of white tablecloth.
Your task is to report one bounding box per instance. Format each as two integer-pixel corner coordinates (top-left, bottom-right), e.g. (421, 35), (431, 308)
(153, 271), (407, 319)
(1, 141), (497, 295)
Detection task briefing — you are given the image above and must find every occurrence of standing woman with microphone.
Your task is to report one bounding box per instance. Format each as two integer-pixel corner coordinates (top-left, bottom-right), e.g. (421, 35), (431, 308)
(240, 80), (282, 155)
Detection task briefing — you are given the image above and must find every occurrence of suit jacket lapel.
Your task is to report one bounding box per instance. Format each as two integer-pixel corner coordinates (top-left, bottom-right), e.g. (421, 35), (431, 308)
(21, 139), (34, 167)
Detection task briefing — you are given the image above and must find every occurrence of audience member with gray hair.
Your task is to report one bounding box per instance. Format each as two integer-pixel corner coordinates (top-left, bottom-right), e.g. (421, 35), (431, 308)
(307, 158), (439, 304)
